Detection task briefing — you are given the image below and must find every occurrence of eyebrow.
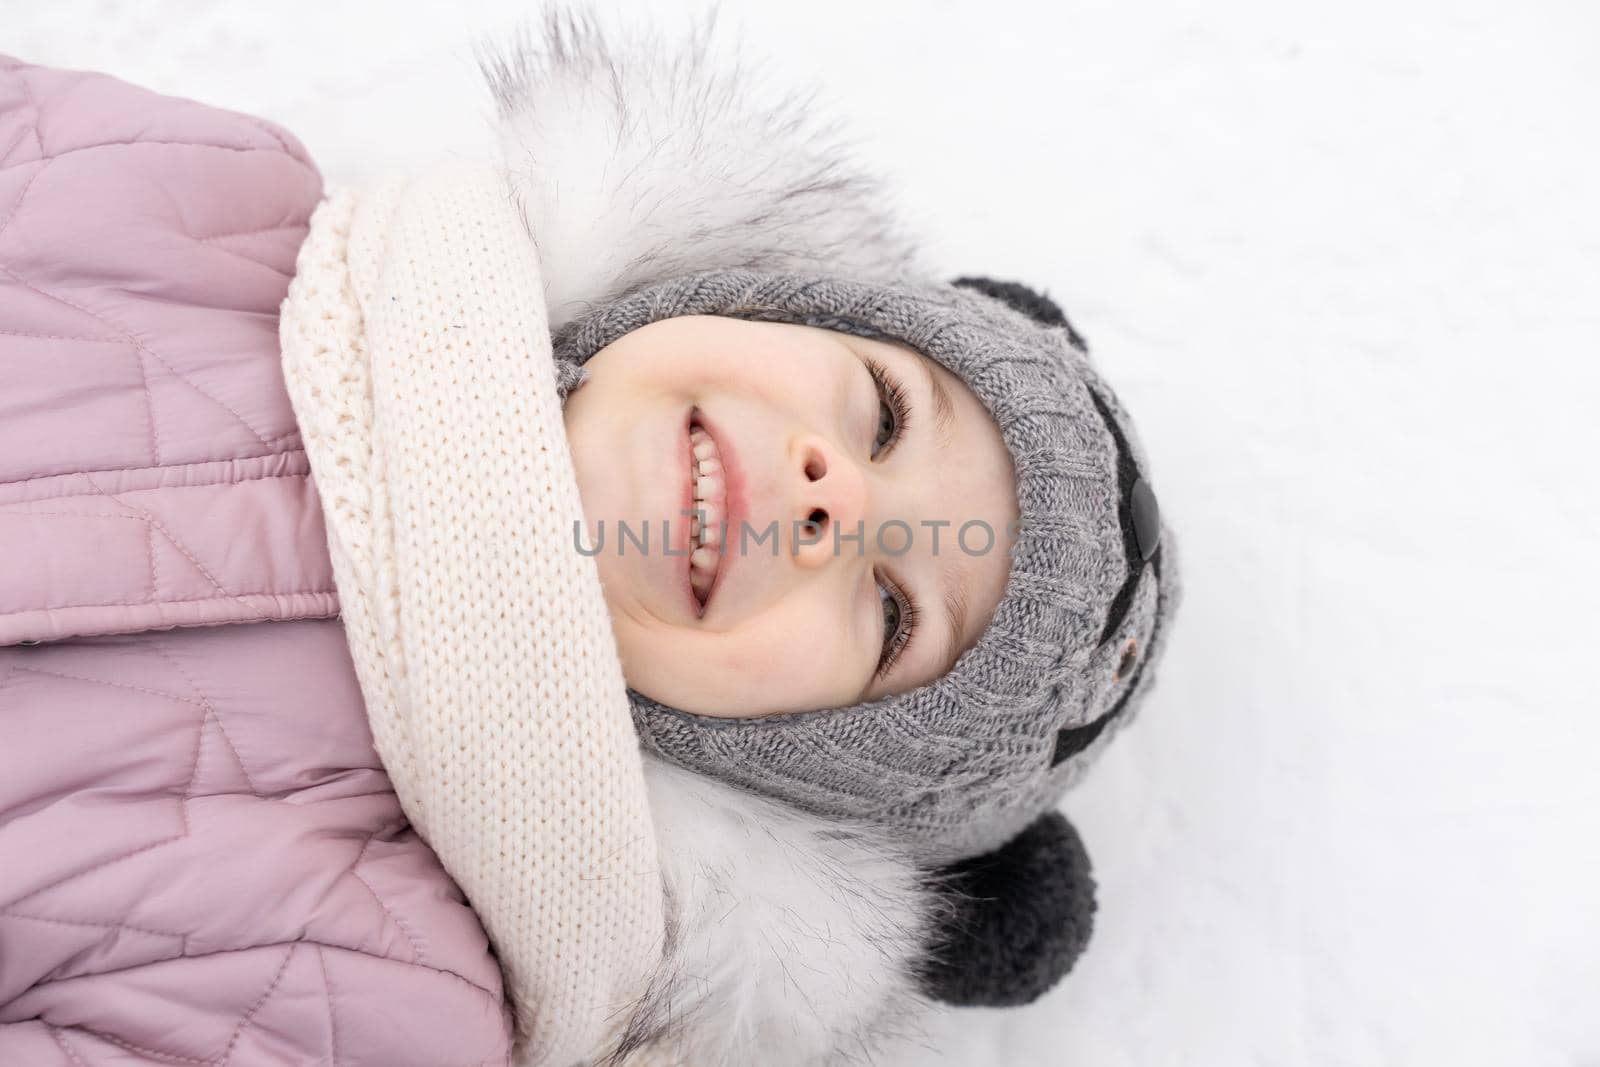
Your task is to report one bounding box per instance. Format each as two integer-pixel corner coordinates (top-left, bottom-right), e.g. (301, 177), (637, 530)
(913, 352), (971, 677)
(936, 554), (972, 679)
(919, 353), (958, 454)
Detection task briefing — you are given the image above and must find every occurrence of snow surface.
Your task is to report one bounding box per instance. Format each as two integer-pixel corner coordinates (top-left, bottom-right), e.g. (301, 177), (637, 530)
(8, 1), (1596, 1063)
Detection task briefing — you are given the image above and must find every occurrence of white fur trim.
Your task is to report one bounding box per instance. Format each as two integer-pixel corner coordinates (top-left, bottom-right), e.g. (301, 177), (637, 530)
(593, 757), (939, 1066)
(476, 6), (925, 334)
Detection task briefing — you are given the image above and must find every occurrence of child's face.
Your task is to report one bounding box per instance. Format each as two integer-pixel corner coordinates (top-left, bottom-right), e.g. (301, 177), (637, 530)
(563, 316), (1018, 717)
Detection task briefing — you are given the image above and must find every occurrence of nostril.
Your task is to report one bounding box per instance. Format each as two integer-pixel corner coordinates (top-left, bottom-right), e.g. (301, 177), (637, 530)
(808, 508), (828, 530)
(804, 453), (826, 482)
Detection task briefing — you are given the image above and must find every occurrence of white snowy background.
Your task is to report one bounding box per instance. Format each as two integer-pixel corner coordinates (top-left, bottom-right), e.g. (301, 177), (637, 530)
(7, 1), (1597, 1064)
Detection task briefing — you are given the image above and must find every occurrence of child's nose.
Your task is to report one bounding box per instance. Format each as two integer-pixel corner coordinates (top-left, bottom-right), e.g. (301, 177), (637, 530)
(790, 433), (867, 567)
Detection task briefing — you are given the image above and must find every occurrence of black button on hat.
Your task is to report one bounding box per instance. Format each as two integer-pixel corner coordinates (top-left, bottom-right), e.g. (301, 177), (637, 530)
(1130, 478), (1161, 561)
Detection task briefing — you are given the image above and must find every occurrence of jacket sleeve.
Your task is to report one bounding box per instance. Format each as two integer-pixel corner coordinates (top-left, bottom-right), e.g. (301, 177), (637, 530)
(0, 57), (515, 1065)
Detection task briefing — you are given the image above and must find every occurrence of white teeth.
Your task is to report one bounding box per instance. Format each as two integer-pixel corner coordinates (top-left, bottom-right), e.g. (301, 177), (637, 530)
(688, 422), (728, 606)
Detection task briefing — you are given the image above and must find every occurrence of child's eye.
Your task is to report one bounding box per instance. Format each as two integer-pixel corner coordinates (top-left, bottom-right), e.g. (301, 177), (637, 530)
(875, 568), (920, 680)
(864, 356), (911, 459)
(874, 403), (895, 454)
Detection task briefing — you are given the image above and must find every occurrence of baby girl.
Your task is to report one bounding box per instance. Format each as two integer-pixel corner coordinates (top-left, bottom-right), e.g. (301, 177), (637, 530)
(0, 10), (1177, 1067)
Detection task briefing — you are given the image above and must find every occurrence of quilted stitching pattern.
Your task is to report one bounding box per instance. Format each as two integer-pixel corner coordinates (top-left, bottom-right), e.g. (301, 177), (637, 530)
(0, 624), (513, 1064)
(0, 54), (340, 646)
(0, 56), (513, 1063)
(0, 453), (343, 645)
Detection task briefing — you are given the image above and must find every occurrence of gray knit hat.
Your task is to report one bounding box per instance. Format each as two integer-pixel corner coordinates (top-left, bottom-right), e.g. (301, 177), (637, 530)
(554, 269), (1180, 871)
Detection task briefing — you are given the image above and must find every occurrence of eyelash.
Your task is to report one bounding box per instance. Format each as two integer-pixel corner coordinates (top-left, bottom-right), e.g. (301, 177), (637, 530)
(875, 567), (920, 680)
(864, 355), (911, 459)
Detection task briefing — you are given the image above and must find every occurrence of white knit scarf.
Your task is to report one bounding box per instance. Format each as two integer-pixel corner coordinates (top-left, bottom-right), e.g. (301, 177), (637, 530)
(278, 161), (664, 1067)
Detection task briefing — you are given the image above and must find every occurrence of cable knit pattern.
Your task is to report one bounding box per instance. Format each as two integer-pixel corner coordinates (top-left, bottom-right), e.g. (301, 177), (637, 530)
(277, 160), (663, 1067)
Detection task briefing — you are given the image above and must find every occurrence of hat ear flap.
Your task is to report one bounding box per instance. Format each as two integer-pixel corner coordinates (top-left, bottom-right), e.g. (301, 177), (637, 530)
(951, 276), (1089, 352)
(915, 810), (1097, 1007)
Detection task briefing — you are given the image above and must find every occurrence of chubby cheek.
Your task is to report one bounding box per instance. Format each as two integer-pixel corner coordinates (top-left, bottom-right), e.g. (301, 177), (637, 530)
(682, 330), (843, 412)
(614, 618), (864, 717)
(717, 628), (852, 703)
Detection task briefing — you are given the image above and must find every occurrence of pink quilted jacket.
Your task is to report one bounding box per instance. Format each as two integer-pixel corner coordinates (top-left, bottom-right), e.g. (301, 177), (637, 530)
(0, 57), (514, 1064)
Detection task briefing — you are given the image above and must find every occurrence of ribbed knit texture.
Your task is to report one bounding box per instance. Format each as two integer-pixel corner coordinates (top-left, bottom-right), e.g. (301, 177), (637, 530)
(278, 161), (663, 1067)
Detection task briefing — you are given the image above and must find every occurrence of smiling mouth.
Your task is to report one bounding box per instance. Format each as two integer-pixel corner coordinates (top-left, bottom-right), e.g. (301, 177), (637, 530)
(687, 412), (728, 611)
